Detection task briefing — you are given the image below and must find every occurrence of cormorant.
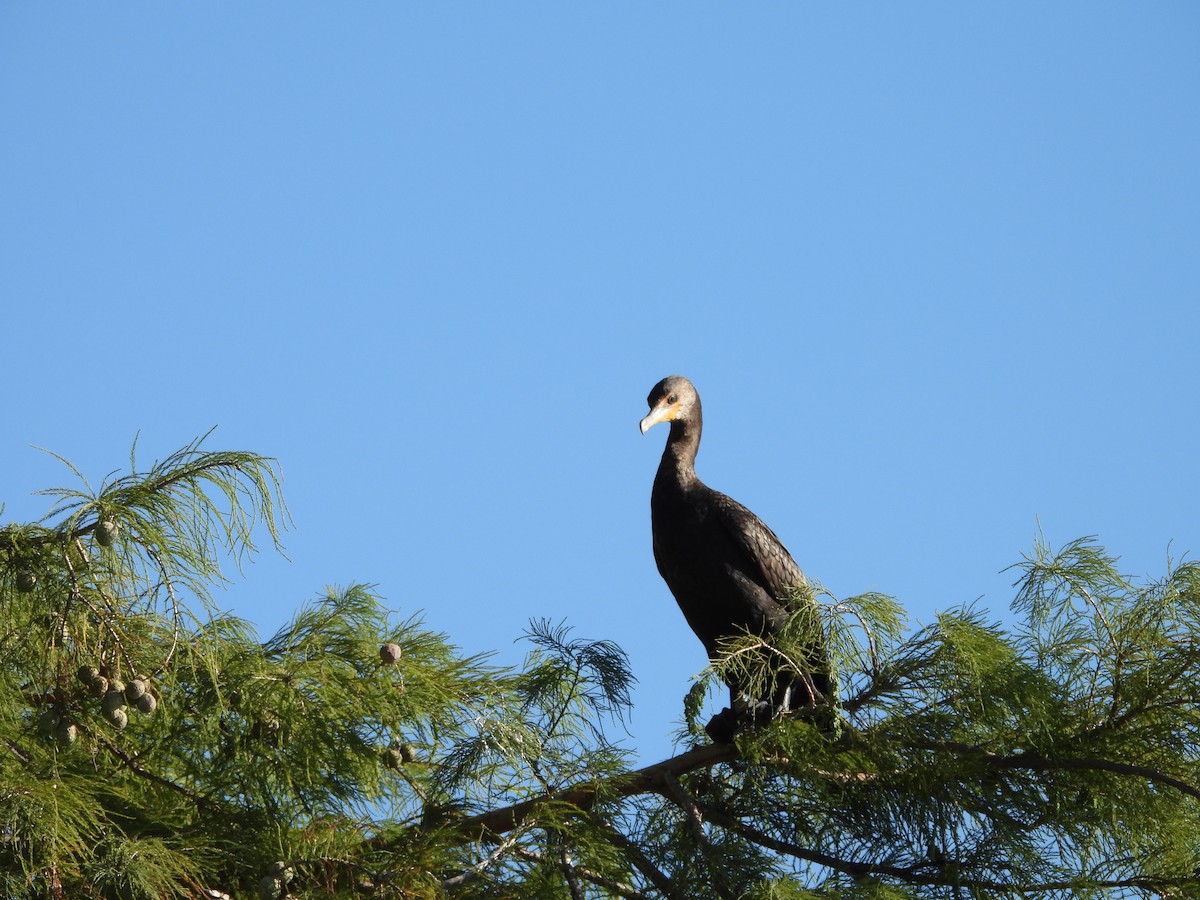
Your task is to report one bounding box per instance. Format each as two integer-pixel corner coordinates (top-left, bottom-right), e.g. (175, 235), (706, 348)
(640, 375), (830, 742)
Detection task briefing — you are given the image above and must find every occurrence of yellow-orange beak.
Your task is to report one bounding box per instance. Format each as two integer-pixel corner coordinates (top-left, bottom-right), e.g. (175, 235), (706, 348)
(639, 400), (680, 435)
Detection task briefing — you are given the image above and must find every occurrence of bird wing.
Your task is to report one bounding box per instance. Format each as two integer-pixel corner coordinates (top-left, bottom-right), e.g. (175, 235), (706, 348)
(709, 488), (831, 701)
(707, 488), (806, 612)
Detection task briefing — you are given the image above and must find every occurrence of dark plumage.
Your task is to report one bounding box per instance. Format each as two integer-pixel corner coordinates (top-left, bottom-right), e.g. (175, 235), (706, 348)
(640, 375), (830, 741)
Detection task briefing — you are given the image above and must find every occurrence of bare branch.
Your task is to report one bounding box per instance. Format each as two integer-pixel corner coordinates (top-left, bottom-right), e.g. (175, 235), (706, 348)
(441, 827), (528, 890)
(661, 773), (707, 846)
(457, 742), (737, 836)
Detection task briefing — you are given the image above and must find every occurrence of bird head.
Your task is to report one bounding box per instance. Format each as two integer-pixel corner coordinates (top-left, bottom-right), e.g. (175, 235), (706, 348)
(639, 375), (698, 434)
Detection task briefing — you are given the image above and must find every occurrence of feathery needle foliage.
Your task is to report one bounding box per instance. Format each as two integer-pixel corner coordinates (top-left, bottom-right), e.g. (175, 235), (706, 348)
(3, 440), (1199, 898)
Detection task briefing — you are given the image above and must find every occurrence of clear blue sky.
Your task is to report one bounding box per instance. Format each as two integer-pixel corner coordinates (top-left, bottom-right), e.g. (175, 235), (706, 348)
(2, 5), (1198, 763)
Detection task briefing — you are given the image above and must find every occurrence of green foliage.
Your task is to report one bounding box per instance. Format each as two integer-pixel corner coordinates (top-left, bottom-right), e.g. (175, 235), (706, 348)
(3, 439), (1200, 898)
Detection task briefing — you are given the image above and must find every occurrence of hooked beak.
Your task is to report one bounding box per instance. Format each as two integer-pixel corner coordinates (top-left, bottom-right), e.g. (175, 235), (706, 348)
(639, 400), (679, 435)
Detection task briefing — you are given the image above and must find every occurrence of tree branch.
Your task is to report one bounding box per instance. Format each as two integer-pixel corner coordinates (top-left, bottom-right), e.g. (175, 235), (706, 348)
(449, 733), (1200, 896)
(918, 739), (1200, 803)
(441, 826), (528, 889)
(456, 742), (737, 836)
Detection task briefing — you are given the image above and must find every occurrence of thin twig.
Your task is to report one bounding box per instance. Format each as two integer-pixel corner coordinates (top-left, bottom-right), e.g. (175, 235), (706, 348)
(660, 773), (737, 900)
(588, 813), (687, 900)
(661, 773), (706, 845)
(145, 545), (182, 677)
(558, 845), (585, 900)
(90, 725), (214, 810)
(509, 845), (647, 899)
(440, 827), (527, 889)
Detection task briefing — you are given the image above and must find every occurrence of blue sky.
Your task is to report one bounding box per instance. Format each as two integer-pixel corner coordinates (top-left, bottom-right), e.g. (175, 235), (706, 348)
(2, 5), (1198, 764)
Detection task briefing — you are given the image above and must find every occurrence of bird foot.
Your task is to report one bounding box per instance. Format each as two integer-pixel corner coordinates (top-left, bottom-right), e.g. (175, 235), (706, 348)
(704, 708), (738, 743)
(705, 701), (775, 743)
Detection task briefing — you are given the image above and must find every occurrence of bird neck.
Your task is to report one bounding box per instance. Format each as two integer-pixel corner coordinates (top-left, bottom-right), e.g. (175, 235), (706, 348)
(659, 417), (701, 487)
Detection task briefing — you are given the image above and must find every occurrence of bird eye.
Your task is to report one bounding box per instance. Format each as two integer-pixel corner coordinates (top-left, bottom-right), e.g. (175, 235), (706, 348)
(668, 393), (677, 404)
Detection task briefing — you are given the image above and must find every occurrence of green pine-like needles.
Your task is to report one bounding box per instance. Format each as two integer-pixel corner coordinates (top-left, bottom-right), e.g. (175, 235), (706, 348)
(2, 437), (1199, 899)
